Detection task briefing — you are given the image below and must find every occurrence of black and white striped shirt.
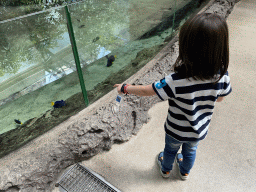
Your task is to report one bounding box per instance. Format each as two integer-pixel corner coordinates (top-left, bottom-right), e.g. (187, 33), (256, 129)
(152, 71), (232, 141)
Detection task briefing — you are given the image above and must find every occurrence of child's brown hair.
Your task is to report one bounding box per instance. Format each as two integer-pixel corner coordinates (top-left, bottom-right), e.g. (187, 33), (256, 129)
(172, 12), (229, 85)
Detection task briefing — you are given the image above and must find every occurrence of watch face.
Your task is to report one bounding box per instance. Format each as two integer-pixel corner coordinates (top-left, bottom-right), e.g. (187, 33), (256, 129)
(116, 95), (121, 103)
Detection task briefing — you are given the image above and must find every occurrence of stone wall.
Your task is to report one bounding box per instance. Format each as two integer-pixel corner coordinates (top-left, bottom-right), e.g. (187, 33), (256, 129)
(0, 0), (241, 191)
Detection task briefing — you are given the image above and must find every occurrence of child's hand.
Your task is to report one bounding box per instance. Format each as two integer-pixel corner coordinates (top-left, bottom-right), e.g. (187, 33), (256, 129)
(113, 84), (132, 94)
(113, 84), (122, 94)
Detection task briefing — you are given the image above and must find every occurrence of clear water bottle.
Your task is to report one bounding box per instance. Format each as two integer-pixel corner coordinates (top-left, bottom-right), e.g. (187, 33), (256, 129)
(112, 95), (122, 114)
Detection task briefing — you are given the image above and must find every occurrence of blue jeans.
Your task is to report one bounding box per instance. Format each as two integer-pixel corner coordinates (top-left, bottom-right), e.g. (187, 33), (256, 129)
(162, 133), (200, 174)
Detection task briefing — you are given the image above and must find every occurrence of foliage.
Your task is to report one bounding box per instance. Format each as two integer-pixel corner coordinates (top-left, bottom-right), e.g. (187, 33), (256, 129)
(0, 9), (66, 77)
(0, 0), (68, 6)
(0, 0), (129, 78)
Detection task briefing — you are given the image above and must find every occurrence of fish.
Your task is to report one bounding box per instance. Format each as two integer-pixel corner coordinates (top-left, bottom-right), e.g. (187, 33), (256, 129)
(14, 119), (22, 125)
(78, 25), (85, 28)
(92, 36), (100, 43)
(51, 100), (66, 108)
(106, 55), (116, 67)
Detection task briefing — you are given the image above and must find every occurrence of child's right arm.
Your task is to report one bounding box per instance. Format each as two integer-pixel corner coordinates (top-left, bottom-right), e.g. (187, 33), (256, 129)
(113, 84), (156, 97)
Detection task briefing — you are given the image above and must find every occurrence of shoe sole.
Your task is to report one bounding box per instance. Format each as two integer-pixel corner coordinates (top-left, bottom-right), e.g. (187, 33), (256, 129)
(175, 153), (189, 180)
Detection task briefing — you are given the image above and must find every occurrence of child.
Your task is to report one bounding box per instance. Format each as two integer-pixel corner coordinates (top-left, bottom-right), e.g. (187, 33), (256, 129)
(113, 12), (232, 180)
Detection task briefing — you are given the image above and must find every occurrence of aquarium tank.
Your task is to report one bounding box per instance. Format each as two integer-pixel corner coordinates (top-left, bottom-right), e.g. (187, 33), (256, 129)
(0, 0), (210, 158)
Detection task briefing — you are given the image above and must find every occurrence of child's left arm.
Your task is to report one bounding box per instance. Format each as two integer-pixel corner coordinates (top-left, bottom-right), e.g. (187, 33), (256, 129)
(113, 84), (156, 97)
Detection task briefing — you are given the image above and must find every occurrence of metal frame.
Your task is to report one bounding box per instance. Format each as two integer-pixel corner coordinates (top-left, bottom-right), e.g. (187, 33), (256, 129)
(65, 5), (89, 106)
(56, 163), (122, 192)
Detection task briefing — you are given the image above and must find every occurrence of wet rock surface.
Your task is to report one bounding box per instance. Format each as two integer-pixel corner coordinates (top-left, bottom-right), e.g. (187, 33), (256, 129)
(0, 0), (241, 191)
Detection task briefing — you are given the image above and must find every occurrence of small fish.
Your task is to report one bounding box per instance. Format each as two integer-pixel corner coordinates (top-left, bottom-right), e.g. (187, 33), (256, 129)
(92, 36), (100, 43)
(14, 119), (22, 125)
(106, 55), (116, 67)
(51, 100), (66, 108)
(78, 25), (85, 28)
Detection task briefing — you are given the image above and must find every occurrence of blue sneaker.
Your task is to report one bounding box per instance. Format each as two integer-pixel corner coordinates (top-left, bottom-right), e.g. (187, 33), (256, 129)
(156, 152), (171, 178)
(175, 153), (189, 180)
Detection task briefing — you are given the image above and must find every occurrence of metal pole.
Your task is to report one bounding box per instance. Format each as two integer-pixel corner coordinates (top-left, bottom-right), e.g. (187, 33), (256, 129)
(172, 0), (177, 37)
(65, 5), (89, 106)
